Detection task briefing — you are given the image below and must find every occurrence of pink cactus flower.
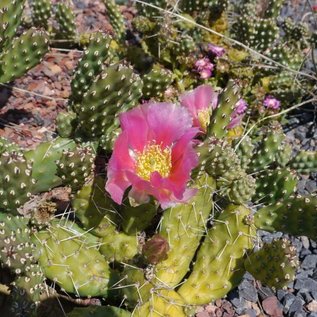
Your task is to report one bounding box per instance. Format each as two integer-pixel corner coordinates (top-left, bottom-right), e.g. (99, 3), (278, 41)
(208, 44), (226, 58)
(263, 96), (281, 110)
(227, 99), (248, 129)
(180, 85), (218, 132)
(106, 102), (199, 209)
(194, 58), (214, 79)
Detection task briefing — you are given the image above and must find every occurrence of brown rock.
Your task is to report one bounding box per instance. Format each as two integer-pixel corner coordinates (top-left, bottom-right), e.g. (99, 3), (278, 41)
(262, 296), (283, 317)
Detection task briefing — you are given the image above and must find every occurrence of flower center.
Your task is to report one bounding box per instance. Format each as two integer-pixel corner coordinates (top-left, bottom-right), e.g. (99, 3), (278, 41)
(198, 109), (211, 131)
(135, 143), (172, 181)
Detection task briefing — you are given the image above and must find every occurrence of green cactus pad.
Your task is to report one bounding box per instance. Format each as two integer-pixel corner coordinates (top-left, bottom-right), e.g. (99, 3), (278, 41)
(29, 0), (52, 30)
(103, 0), (126, 41)
(72, 176), (120, 233)
(120, 265), (153, 308)
(155, 174), (215, 287)
(254, 168), (297, 205)
(0, 28), (49, 84)
(245, 238), (299, 289)
(99, 226), (139, 262)
(255, 196), (317, 240)
(24, 137), (76, 193)
(248, 131), (285, 172)
(0, 0), (25, 42)
(0, 152), (36, 213)
(178, 205), (255, 304)
(208, 80), (241, 138)
(134, 290), (186, 317)
(288, 151), (317, 174)
(142, 64), (173, 99)
(56, 144), (95, 193)
(0, 213), (37, 274)
(35, 222), (110, 297)
(70, 32), (113, 104)
(233, 136), (255, 170)
(54, 3), (77, 40)
(11, 263), (45, 304)
(67, 306), (131, 317)
(74, 64), (142, 144)
(220, 171), (256, 204)
(56, 111), (77, 138)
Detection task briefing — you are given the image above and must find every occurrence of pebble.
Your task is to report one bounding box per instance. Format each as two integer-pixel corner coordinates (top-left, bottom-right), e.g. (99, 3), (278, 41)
(302, 255), (317, 270)
(307, 300), (317, 312)
(238, 280), (258, 303)
(295, 278), (317, 293)
(262, 296), (283, 317)
(288, 297), (305, 316)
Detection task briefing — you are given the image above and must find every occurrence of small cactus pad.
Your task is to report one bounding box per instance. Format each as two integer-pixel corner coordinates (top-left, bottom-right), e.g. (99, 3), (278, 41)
(254, 168), (297, 205)
(56, 144), (95, 192)
(155, 174), (215, 287)
(70, 32), (113, 104)
(0, 213), (36, 274)
(103, 0), (126, 41)
(208, 80), (241, 138)
(245, 238), (299, 289)
(0, 28), (49, 84)
(134, 290), (186, 317)
(24, 137), (76, 193)
(74, 64), (143, 144)
(178, 205), (255, 304)
(29, 0), (52, 30)
(54, 3), (77, 40)
(35, 222), (110, 297)
(288, 151), (317, 174)
(0, 152), (36, 213)
(255, 196), (317, 240)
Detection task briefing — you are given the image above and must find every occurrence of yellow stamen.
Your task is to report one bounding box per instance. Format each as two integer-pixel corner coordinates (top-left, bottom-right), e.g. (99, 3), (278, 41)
(198, 108), (211, 131)
(136, 143), (172, 181)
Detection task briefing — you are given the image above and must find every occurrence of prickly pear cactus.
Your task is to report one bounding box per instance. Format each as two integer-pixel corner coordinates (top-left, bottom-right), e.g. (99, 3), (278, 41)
(0, 152), (36, 213)
(34, 221), (110, 297)
(207, 80), (241, 138)
(56, 144), (96, 193)
(54, 2), (77, 41)
(245, 238), (299, 289)
(254, 196), (317, 240)
(29, 0), (52, 30)
(0, 28), (49, 84)
(0, 213), (36, 274)
(155, 174), (215, 287)
(69, 32), (113, 105)
(178, 204), (255, 304)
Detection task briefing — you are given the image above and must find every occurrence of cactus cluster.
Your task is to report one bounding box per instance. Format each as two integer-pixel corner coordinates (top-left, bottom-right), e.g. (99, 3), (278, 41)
(0, 0), (317, 316)
(0, 0), (49, 84)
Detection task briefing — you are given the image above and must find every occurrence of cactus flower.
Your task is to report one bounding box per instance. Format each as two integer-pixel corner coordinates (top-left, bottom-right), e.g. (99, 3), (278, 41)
(263, 95), (281, 110)
(180, 85), (218, 132)
(106, 103), (199, 209)
(227, 99), (248, 129)
(208, 44), (226, 58)
(194, 58), (214, 79)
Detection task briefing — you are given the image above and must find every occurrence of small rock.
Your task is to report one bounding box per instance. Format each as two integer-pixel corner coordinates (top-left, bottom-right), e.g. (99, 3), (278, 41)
(302, 255), (317, 270)
(262, 296), (283, 317)
(307, 300), (317, 312)
(295, 278), (317, 293)
(282, 293), (296, 312)
(300, 236), (310, 249)
(288, 297), (305, 316)
(238, 279), (258, 302)
(276, 289), (288, 301)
